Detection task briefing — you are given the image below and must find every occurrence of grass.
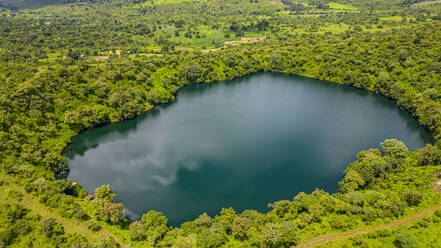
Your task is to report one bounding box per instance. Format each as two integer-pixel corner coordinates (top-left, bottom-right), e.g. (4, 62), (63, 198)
(381, 16), (404, 22)
(134, 0), (206, 7)
(327, 1), (358, 11)
(166, 25), (269, 49)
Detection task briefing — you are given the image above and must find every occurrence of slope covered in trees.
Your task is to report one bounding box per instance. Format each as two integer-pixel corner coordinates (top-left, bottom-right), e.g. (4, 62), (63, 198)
(1, 0), (441, 247)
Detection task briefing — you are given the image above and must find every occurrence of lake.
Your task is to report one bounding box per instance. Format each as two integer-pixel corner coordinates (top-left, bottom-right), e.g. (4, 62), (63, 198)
(65, 72), (432, 226)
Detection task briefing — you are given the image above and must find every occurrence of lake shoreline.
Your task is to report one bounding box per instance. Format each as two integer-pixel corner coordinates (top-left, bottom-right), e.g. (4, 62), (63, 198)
(64, 72), (432, 224)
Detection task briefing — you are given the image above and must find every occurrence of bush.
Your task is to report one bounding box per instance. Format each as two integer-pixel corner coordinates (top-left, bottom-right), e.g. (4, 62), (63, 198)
(369, 227), (392, 238)
(14, 219), (33, 236)
(70, 206), (90, 220)
(404, 190), (423, 206)
(7, 190), (23, 201)
(0, 229), (15, 246)
(88, 221), (101, 232)
(40, 218), (64, 238)
(330, 215), (350, 230)
(394, 232), (418, 248)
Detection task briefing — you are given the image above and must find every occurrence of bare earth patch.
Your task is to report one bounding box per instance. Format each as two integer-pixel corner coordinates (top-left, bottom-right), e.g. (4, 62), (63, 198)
(93, 56), (109, 61)
(224, 37), (267, 46)
(270, 1), (283, 5)
(240, 37), (267, 42)
(175, 47), (194, 51)
(201, 48), (220, 53)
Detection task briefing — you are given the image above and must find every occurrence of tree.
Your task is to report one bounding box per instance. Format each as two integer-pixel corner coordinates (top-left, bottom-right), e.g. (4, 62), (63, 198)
(182, 64), (203, 82)
(394, 232), (418, 248)
(417, 144), (441, 166)
(380, 139), (409, 162)
(94, 185), (115, 203)
(347, 150), (390, 186)
(262, 222), (298, 248)
(194, 212), (212, 228)
(99, 203), (125, 224)
(339, 170), (366, 193)
(196, 229), (226, 248)
(141, 210), (169, 243)
(129, 221), (146, 241)
(231, 216), (251, 240)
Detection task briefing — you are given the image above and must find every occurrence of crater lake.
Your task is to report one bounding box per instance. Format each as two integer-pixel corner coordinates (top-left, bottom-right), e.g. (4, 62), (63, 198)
(65, 72), (432, 226)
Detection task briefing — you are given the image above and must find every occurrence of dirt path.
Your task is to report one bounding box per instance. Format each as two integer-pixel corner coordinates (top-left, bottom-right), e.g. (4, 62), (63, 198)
(294, 204), (441, 248)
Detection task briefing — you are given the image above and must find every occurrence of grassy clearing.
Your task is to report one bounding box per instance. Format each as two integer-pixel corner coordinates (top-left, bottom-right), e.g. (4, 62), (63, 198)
(134, 0), (206, 7)
(328, 1), (358, 10)
(380, 16), (404, 22)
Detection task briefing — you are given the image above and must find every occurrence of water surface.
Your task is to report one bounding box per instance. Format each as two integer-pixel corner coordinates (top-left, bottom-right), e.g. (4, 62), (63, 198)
(65, 72), (432, 226)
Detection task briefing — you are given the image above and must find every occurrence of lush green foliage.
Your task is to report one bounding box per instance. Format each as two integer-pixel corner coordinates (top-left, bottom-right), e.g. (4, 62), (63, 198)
(1, 0), (441, 247)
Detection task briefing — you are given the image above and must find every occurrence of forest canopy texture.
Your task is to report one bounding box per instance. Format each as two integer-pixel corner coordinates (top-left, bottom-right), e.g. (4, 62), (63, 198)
(2, 0), (441, 247)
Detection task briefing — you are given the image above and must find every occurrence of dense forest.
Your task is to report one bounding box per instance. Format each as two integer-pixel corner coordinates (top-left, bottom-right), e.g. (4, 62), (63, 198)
(2, 0), (441, 247)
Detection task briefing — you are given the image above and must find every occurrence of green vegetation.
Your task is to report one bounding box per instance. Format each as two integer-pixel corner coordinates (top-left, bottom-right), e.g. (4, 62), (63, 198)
(2, 0), (441, 247)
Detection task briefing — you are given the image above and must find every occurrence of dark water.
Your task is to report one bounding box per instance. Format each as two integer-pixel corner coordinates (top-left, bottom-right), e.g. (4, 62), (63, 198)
(65, 72), (432, 226)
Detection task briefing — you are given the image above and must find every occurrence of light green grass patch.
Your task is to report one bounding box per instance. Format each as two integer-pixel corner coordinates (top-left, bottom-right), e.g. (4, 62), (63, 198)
(135, 0), (206, 7)
(380, 16), (404, 22)
(328, 2), (358, 10)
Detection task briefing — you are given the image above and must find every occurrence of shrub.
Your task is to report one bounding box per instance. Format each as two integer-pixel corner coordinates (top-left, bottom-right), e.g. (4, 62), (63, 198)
(70, 206), (90, 220)
(14, 219), (33, 236)
(0, 229), (15, 246)
(330, 215), (350, 230)
(40, 218), (64, 238)
(7, 190), (23, 201)
(88, 221), (101, 232)
(404, 190), (423, 206)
